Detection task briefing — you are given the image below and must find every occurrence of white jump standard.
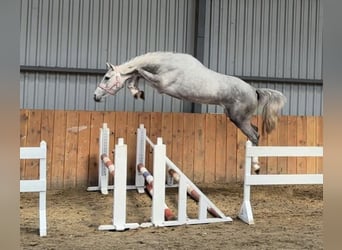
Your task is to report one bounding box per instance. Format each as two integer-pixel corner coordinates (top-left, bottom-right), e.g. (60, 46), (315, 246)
(20, 141), (47, 237)
(98, 138), (140, 231)
(98, 124), (232, 231)
(135, 124), (232, 227)
(238, 140), (323, 225)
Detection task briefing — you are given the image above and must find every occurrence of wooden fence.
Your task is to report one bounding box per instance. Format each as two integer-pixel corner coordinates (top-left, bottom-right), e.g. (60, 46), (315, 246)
(20, 109), (323, 189)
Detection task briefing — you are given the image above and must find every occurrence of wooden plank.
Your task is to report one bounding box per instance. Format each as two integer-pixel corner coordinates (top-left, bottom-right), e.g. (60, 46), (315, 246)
(63, 111), (79, 188)
(20, 110), (324, 187)
(138, 112), (151, 131)
(296, 116), (307, 174)
(103, 111), (116, 154)
(25, 110), (42, 180)
(161, 113), (173, 159)
(193, 114), (206, 183)
(149, 112), (163, 177)
(150, 112), (163, 142)
(20, 110), (29, 147)
(20, 110), (29, 180)
(204, 114), (216, 183)
(126, 112), (139, 185)
(277, 116), (288, 174)
(76, 111), (92, 188)
(267, 117), (279, 174)
(114, 112), (128, 139)
(316, 116), (323, 174)
(215, 114), (227, 182)
(40, 110), (55, 189)
(88, 112), (104, 187)
(306, 116), (316, 174)
(287, 116), (297, 174)
(226, 118), (237, 182)
(182, 113), (195, 180)
(171, 113), (184, 171)
(103, 111), (116, 186)
(236, 127), (246, 182)
(257, 115), (268, 174)
(114, 112), (128, 180)
(51, 110), (67, 188)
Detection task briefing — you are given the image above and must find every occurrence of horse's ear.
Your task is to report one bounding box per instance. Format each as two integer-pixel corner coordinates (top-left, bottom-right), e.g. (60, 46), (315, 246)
(106, 62), (115, 70)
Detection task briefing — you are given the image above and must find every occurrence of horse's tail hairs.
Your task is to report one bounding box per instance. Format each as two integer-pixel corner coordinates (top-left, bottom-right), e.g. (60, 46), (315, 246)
(256, 88), (287, 135)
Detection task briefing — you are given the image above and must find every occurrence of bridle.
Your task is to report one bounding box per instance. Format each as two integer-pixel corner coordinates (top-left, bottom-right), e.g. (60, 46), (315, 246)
(97, 66), (122, 95)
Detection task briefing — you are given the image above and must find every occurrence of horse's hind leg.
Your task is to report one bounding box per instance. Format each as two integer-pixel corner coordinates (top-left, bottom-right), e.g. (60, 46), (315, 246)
(251, 123), (258, 133)
(227, 113), (261, 174)
(231, 119), (259, 146)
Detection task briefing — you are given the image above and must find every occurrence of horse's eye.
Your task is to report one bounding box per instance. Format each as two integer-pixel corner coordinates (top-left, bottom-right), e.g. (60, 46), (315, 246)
(104, 76), (110, 80)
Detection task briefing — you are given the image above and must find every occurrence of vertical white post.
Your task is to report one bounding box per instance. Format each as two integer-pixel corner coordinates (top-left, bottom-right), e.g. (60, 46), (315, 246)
(113, 138), (127, 231)
(136, 124), (146, 193)
(151, 138), (166, 226)
(238, 140), (254, 224)
(177, 174), (187, 223)
(198, 195), (207, 220)
(99, 123), (109, 195)
(39, 141), (47, 237)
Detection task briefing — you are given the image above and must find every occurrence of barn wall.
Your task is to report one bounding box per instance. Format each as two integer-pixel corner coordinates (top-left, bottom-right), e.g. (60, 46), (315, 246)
(20, 0), (197, 112)
(201, 0), (323, 115)
(20, 110), (323, 189)
(20, 0), (323, 115)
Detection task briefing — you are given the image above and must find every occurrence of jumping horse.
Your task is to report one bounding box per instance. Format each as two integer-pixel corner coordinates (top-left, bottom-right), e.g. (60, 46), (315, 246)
(93, 52), (286, 173)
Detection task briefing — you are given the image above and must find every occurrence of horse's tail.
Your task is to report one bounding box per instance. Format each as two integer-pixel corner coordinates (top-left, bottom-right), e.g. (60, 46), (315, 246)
(256, 88), (287, 135)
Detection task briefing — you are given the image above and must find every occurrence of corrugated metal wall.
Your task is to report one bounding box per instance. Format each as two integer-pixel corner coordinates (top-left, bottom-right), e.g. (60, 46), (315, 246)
(202, 0), (323, 115)
(20, 0), (197, 111)
(20, 0), (323, 115)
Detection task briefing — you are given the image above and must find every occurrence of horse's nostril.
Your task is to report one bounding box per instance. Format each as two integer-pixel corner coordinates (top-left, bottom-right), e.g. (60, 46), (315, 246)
(94, 94), (99, 102)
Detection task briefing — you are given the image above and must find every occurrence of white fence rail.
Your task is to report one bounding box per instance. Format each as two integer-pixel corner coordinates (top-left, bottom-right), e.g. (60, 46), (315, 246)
(239, 140), (323, 224)
(20, 141), (47, 237)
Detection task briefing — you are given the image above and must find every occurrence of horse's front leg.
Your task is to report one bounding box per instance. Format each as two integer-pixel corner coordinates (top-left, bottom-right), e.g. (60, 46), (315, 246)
(137, 68), (162, 86)
(127, 75), (145, 100)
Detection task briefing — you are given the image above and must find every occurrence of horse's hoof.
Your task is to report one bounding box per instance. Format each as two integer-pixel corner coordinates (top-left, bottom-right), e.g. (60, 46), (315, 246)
(254, 169), (260, 175)
(140, 91), (145, 100)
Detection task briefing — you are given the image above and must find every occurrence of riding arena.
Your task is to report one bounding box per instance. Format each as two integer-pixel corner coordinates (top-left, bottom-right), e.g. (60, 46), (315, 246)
(20, 1), (323, 248)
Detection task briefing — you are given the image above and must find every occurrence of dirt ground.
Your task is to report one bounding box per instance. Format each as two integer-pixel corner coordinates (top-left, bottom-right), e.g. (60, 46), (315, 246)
(20, 183), (323, 250)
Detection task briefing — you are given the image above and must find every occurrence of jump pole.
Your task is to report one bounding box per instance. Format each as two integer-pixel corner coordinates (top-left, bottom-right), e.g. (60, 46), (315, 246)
(137, 163), (176, 221)
(87, 123), (141, 193)
(137, 124), (233, 226)
(238, 140), (323, 225)
(99, 124), (232, 230)
(168, 169), (221, 218)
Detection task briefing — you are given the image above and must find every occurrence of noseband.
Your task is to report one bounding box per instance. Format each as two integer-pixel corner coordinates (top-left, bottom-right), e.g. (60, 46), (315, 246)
(97, 66), (122, 95)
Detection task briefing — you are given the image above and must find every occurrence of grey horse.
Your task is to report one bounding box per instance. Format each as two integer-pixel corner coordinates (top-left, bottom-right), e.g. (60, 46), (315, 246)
(94, 52), (286, 172)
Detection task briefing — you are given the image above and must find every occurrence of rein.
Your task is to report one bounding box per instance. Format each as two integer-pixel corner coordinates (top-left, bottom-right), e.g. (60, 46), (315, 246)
(98, 66), (122, 95)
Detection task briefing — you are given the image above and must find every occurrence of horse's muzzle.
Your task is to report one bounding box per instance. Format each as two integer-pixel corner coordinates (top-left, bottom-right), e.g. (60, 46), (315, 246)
(94, 94), (101, 102)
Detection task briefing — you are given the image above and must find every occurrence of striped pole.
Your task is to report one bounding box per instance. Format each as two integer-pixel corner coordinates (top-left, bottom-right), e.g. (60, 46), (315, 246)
(137, 163), (176, 221)
(101, 153), (115, 176)
(168, 169), (221, 218)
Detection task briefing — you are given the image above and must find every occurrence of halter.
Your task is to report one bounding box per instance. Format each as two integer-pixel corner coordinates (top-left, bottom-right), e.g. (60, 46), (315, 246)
(97, 66), (122, 95)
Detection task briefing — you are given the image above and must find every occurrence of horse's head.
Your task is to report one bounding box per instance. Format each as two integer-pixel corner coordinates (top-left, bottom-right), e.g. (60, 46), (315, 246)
(94, 63), (124, 102)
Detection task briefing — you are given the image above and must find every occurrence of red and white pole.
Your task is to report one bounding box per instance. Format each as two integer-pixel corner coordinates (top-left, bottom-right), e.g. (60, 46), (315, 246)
(137, 163), (175, 221)
(101, 153), (115, 176)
